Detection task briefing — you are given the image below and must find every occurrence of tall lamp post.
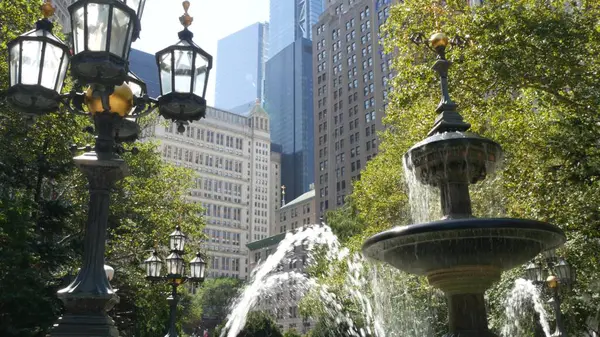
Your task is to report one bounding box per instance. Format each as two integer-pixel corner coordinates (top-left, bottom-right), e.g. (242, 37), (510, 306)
(6, 1), (212, 336)
(524, 249), (575, 337)
(144, 225), (207, 337)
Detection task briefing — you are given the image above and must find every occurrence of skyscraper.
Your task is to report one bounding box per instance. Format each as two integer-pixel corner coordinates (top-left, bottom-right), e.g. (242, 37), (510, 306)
(264, 39), (315, 201)
(269, 0), (323, 58)
(215, 23), (269, 113)
(265, 0), (324, 201)
(313, 0), (395, 214)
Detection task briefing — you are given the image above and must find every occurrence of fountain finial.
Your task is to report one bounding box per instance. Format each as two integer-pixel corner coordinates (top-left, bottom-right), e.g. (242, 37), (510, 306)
(426, 31), (471, 136)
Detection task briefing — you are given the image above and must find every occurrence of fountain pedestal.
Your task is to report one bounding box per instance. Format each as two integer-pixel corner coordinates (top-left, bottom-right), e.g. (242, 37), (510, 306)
(429, 266), (500, 337)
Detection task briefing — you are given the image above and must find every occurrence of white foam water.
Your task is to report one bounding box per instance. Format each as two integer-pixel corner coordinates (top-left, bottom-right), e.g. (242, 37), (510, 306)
(221, 224), (340, 337)
(500, 278), (552, 337)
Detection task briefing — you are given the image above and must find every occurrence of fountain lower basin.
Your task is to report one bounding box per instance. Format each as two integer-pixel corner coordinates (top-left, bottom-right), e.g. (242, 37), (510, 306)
(363, 218), (565, 336)
(363, 218), (565, 276)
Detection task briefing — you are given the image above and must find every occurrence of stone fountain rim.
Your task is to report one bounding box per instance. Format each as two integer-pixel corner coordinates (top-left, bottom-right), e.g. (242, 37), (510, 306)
(405, 131), (502, 157)
(362, 217), (565, 256)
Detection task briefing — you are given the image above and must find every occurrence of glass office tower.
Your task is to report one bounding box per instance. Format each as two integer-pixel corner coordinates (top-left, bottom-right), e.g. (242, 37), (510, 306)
(269, 0), (323, 58)
(265, 38), (314, 201)
(215, 22), (269, 113)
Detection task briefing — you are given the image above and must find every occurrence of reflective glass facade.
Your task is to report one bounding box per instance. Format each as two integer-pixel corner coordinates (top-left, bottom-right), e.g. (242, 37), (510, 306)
(215, 22), (268, 111)
(265, 39), (314, 200)
(269, 0), (323, 58)
(129, 48), (160, 98)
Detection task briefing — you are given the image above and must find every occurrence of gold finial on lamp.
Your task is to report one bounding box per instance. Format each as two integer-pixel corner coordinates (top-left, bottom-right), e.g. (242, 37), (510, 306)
(546, 275), (559, 289)
(41, 0), (56, 18)
(179, 1), (193, 28)
(429, 32), (449, 49)
(85, 83), (134, 117)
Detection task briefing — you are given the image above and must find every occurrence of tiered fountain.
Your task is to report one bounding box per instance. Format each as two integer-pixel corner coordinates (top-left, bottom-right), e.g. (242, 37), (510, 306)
(362, 32), (566, 337)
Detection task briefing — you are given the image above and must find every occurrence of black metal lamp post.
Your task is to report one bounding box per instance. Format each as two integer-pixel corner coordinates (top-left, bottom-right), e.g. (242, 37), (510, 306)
(144, 226), (206, 337)
(5, 1), (212, 336)
(524, 250), (575, 337)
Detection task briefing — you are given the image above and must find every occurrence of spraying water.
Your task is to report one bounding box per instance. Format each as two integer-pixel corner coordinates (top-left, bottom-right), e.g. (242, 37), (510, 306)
(501, 278), (552, 337)
(221, 224), (340, 337)
(220, 222), (435, 337)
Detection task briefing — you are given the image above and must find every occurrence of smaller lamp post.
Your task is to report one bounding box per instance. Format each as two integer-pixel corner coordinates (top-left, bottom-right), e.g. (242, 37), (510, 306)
(145, 225), (206, 337)
(524, 250), (575, 337)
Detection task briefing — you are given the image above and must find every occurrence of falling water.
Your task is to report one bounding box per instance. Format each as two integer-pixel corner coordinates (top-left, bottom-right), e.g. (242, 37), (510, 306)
(403, 152), (440, 223)
(500, 278), (552, 337)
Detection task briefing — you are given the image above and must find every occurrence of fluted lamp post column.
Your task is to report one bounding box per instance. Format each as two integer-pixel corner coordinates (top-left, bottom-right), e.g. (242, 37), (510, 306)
(145, 226), (206, 337)
(6, 1), (213, 336)
(524, 249), (575, 337)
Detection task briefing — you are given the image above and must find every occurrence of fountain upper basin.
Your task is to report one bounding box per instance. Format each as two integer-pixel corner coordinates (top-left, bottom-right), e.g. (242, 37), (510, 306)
(362, 218), (565, 276)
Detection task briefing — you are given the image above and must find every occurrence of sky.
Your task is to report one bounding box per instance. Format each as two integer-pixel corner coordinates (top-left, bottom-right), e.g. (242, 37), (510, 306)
(132, 0), (270, 105)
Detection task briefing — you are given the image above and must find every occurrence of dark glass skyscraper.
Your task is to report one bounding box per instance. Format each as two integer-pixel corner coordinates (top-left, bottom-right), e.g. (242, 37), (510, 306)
(215, 22), (268, 113)
(265, 39), (314, 201)
(265, 0), (323, 201)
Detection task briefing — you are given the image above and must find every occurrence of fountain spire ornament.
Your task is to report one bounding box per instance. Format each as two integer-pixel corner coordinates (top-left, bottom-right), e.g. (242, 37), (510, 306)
(363, 29), (566, 337)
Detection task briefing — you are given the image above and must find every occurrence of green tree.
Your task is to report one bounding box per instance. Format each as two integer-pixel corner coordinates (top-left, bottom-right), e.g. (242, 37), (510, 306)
(186, 277), (243, 333)
(283, 329), (302, 337)
(347, 0), (600, 335)
(236, 311), (283, 337)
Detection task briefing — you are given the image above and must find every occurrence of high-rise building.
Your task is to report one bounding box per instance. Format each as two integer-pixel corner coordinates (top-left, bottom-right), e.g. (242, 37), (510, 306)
(313, 0), (395, 214)
(264, 38), (315, 202)
(269, 0), (323, 58)
(52, 0), (75, 33)
(150, 103), (280, 279)
(265, 0), (324, 201)
(215, 23), (269, 113)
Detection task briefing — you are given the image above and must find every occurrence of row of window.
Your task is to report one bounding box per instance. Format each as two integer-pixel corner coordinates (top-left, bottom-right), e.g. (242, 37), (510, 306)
(204, 229), (242, 246)
(210, 256), (241, 271)
(201, 203), (243, 220)
(165, 124), (245, 150)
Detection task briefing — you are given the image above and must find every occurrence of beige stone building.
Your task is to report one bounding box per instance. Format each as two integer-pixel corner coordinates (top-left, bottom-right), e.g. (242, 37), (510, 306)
(150, 103), (280, 280)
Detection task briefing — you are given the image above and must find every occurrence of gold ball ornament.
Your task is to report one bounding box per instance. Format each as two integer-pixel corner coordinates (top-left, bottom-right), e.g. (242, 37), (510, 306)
(85, 83), (134, 117)
(429, 32), (449, 49)
(41, 0), (56, 18)
(546, 275), (559, 288)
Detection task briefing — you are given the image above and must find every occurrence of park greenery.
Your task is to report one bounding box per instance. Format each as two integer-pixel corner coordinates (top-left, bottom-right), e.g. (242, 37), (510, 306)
(309, 0), (600, 336)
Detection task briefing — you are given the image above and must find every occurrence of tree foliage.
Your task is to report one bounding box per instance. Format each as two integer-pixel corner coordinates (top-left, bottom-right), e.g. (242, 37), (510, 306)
(347, 0), (600, 335)
(307, 0), (600, 335)
(186, 277), (243, 333)
(236, 311), (283, 337)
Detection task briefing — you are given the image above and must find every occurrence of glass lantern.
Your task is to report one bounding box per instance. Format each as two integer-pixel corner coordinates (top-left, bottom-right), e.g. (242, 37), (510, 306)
(122, 0), (146, 21)
(169, 225), (187, 252)
(555, 259), (573, 285)
(189, 253), (206, 280)
(524, 262), (544, 283)
(68, 0), (141, 86)
(144, 250), (163, 278)
(6, 17), (70, 115)
(165, 251), (184, 276)
(155, 28), (212, 122)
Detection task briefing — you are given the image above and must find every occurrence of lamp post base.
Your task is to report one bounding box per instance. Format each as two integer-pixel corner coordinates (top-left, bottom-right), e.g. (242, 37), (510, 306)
(49, 294), (120, 337)
(48, 152), (128, 337)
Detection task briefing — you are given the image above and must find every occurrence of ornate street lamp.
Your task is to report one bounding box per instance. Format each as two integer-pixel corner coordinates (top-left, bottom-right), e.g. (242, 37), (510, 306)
(145, 226), (206, 337)
(5, 0), (213, 336)
(524, 250), (574, 337)
(68, 0), (141, 86)
(154, 1), (212, 128)
(6, 1), (70, 116)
